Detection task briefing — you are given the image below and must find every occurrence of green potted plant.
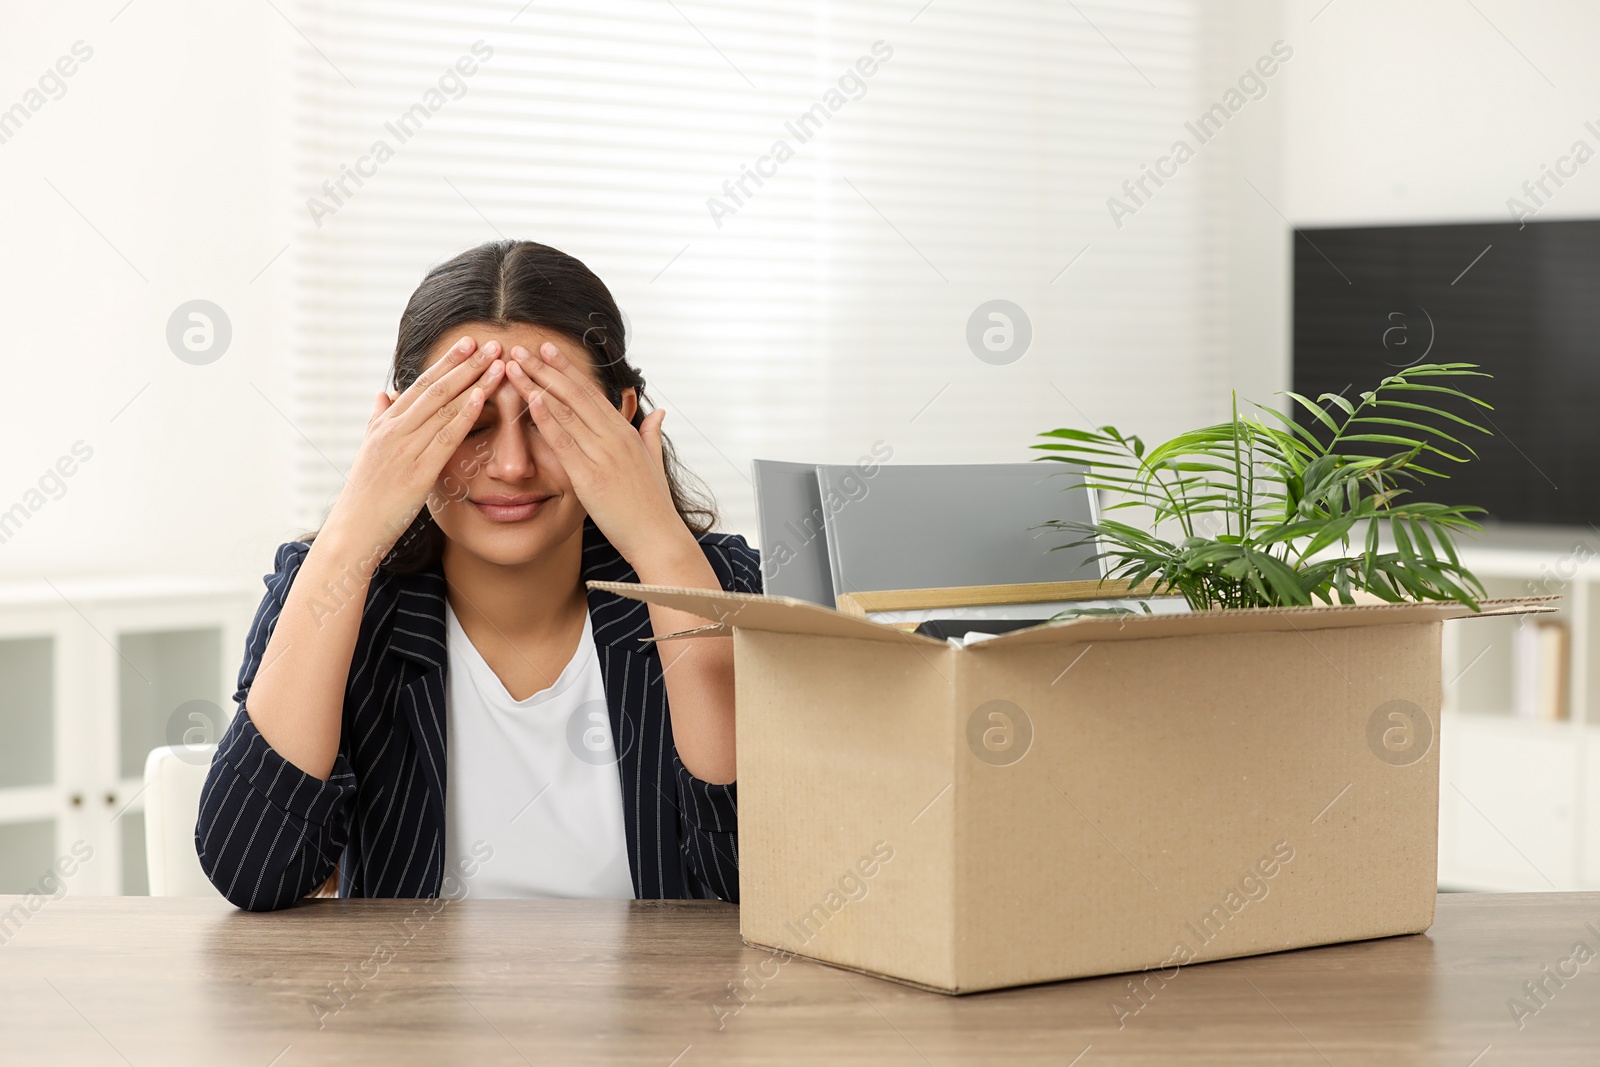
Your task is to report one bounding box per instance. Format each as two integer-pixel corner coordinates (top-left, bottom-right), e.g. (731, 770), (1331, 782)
(1034, 363), (1494, 611)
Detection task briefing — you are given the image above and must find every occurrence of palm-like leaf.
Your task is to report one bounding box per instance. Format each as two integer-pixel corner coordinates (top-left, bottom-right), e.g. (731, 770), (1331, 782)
(1033, 363), (1493, 611)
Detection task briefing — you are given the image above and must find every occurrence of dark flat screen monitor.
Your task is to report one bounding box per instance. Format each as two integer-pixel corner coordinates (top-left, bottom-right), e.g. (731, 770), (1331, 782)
(1293, 219), (1599, 527)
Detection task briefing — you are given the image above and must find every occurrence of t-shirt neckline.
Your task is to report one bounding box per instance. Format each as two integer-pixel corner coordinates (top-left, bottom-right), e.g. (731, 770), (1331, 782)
(443, 598), (595, 709)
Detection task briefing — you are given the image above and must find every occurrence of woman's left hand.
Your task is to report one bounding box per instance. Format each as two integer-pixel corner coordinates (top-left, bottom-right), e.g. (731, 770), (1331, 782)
(509, 339), (737, 784)
(505, 340), (694, 571)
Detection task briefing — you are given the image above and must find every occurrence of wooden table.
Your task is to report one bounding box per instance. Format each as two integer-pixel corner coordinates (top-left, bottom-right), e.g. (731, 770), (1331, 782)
(3, 892), (1598, 1065)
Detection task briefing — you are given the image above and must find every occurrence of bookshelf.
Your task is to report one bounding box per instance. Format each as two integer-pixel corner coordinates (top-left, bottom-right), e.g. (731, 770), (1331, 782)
(1439, 524), (1600, 891)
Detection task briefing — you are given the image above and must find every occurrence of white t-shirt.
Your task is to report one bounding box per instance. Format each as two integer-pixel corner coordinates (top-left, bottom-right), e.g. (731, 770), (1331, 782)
(441, 600), (635, 899)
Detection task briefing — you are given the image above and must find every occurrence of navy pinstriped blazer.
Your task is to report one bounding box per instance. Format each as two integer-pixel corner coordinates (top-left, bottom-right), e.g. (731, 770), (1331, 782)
(195, 517), (761, 912)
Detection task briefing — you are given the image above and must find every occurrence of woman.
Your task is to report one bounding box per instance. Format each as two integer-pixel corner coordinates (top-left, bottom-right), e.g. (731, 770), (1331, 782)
(197, 240), (759, 911)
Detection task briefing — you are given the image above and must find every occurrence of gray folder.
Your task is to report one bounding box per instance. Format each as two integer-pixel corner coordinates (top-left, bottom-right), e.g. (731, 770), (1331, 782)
(751, 459), (837, 605)
(752, 460), (1101, 605)
(814, 462), (1101, 599)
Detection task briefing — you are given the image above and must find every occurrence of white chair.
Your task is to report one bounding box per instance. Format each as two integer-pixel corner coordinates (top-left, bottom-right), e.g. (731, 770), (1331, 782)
(143, 745), (224, 898)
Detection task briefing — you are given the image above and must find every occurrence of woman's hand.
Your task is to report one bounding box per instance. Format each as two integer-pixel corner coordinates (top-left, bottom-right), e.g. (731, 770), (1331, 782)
(324, 335), (505, 561)
(505, 340), (697, 573)
(508, 338), (737, 784)
(240, 336), (500, 786)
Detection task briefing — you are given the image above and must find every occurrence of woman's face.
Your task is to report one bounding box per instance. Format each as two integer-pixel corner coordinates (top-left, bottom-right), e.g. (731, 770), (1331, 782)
(423, 321), (636, 567)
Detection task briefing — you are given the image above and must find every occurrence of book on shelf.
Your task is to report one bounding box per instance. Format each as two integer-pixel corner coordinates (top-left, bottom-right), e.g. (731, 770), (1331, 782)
(1512, 617), (1569, 722)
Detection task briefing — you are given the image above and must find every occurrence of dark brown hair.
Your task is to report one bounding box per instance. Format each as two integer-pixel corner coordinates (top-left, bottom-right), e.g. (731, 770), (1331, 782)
(304, 239), (717, 572)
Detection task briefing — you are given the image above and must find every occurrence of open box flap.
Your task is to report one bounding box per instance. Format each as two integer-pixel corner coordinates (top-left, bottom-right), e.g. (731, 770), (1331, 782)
(587, 580), (946, 646)
(589, 581), (1557, 648)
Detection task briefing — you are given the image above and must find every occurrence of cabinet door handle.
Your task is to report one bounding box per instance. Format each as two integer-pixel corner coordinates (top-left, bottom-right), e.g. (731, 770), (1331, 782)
(104, 792), (117, 807)
(69, 792), (83, 807)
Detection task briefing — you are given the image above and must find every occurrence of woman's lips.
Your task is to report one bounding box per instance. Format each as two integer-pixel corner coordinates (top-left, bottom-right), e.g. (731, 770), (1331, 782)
(470, 496), (548, 522)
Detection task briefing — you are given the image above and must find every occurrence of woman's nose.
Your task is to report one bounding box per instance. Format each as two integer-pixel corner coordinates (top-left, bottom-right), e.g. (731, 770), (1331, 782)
(485, 383), (535, 478)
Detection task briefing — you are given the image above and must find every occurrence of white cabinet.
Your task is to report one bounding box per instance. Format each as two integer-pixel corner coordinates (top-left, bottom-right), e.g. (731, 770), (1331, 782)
(1437, 529), (1600, 891)
(1584, 739), (1600, 886)
(1440, 715), (1579, 890)
(0, 578), (257, 896)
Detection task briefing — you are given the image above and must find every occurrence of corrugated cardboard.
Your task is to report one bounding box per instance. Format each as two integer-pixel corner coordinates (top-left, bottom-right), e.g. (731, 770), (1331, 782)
(592, 581), (1554, 994)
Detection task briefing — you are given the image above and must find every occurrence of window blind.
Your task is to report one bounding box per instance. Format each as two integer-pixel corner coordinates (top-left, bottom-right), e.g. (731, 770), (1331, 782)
(291, 0), (1214, 543)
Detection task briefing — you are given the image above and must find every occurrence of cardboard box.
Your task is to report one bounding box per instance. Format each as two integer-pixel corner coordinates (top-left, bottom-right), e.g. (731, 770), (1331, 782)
(593, 581), (1552, 994)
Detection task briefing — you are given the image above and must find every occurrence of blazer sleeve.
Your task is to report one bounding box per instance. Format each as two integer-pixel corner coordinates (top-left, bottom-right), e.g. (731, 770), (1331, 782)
(671, 531), (763, 903)
(195, 539), (360, 911)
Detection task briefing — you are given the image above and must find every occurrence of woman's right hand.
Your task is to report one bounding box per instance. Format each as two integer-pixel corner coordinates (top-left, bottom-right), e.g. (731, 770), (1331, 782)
(324, 334), (505, 560)
(232, 336), (501, 789)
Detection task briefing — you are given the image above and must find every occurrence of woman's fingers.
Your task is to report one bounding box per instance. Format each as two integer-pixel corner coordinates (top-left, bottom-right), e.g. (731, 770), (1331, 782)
(639, 407), (667, 472)
(395, 341), (503, 436)
(503, 353), (591, 461)
(369, 389), (392, 426)
(504, 350), (594, 445)
(524, 381), (597, 470)
(502, 348), (542, 408)
(514, 367), (601, 463)
(419, 379), (492, 470)
(537, 341), (617, 422)
(386, 335), (476, 420)
(510, 342), (619, 434)
(417, 357), (504, 453)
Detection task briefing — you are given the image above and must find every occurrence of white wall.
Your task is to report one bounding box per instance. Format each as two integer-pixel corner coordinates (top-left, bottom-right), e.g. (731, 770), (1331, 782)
(1198, 0), (1291, 411)
(21, 0), (1586, 585)
(1193, 0), (1600, 420)
(2, 1), (1250, 582)
(1283, 0), (1600, 225)
(0, 1), (294, 583)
